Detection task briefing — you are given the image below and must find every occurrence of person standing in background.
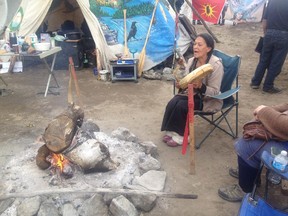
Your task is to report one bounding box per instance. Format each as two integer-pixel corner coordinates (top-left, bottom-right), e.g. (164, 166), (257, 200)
(250, 0), (288, 94)
(218, 0), (229, 26)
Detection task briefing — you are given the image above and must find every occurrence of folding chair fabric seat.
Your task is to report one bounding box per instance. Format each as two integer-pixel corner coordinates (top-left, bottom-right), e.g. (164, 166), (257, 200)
(238, 193), (288, 216)
(194, 49), (241, 149)
(238, 151), (288, 216)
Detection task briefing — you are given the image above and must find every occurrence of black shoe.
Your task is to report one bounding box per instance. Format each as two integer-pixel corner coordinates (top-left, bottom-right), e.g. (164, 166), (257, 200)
(250, 83), (259, 89)
(263, 87), (282, 94)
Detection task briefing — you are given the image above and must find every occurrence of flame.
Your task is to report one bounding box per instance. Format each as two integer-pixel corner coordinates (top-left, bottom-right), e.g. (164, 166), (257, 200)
(51, 153), (68, 172)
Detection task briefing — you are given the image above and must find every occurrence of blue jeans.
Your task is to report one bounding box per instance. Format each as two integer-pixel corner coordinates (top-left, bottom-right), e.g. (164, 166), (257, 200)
(251, 29), (288, 90)
(235, 138), (288, 169)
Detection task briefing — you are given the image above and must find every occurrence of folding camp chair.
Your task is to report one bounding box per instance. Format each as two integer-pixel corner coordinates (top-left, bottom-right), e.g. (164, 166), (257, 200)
(238, 151), (288, 216)
(194, 49), (241, 149)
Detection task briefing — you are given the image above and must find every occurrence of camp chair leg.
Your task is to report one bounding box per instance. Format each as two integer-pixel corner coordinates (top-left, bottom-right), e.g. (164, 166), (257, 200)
(198, 108), (236, 136)
(195, 104), (239, 149)
(251, 162), (264, 200)
(195, 114), (231, 149)
(235, 102), (239, 137)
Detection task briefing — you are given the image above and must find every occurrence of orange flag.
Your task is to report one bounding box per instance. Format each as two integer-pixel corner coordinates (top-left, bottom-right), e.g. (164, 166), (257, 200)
(192, 0), (225, 24)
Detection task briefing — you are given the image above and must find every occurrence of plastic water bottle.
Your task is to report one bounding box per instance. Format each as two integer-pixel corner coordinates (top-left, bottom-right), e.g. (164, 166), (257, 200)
(272, 150), (288, 172)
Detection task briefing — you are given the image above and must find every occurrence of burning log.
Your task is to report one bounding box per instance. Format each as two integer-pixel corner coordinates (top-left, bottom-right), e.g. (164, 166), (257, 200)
(36, 144), (51, 170)
(36, 104), (118, 181)
(43, 103), (84, 153)
(66, 139), (119, 173)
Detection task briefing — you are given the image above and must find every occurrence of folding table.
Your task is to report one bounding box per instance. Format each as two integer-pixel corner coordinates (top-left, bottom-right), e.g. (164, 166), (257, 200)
(0, 46), (62, 97)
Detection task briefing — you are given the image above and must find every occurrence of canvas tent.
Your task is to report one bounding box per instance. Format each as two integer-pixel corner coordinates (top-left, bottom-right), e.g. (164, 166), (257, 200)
(0, 0), (21, 35)
(3, 0), (191, 72)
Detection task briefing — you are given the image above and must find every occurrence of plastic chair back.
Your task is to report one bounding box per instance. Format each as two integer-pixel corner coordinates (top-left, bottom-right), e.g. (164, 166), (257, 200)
(213, 49), (241, 108)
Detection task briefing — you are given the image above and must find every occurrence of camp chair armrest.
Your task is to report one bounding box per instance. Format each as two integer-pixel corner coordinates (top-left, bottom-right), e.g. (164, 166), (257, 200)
(208, 86), (240, 100)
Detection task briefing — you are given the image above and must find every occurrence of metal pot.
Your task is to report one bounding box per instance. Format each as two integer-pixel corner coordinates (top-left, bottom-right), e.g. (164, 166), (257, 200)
(64, 32), (81, 40)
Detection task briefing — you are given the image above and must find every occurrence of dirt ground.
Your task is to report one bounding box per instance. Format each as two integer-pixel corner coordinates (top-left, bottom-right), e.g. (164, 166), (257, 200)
(1, 22), (288, 216)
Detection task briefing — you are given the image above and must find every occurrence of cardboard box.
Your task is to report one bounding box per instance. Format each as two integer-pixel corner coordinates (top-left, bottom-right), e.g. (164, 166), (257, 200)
(0, 62), (10, 74)
(0, 61), (23, 73)
(13, 61), (23, 73)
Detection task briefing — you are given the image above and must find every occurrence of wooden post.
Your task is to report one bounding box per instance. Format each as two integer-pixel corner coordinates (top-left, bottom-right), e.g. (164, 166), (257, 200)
(188, 84), (195, 174)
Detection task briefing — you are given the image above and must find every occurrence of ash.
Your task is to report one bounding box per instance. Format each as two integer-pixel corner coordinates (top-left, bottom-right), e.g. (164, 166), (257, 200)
(0, 128), (159, 194)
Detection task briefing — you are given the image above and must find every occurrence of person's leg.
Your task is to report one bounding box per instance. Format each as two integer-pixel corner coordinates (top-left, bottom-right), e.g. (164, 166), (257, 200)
(251, 34), (273, 87)
(263, 31), (288, 91)
(238, 155), (259, 193)
(161, 95), (188, 138)
(164, 95), (202, 146)
(220, 5), (228, 25)
(219, 138), (265, 202)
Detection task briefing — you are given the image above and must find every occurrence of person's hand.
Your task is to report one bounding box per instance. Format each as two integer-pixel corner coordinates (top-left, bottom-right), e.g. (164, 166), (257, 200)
(253, 105), (267, 120)
(175, 81), (180, 89)
(177, 58), (185, 66)
(192, 80), (202, 89)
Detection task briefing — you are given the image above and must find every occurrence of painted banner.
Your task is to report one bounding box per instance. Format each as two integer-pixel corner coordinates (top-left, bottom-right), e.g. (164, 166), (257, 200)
(89, 0), (176, 71)
(225, 0), (266, 24)
(192, 0), (225, 24)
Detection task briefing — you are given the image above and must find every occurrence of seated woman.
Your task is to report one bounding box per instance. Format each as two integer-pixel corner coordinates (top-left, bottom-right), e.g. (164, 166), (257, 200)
(218, 103), (288, 202)
(161, 33), (224, 147)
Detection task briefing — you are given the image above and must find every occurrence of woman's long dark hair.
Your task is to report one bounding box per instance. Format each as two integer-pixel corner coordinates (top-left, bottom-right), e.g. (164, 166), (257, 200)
(189, 33), (215, 72)
(196, 33), (215, 63)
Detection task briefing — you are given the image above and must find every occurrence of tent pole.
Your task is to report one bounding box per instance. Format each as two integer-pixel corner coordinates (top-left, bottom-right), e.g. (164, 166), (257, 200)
(184, 0), (220, 43)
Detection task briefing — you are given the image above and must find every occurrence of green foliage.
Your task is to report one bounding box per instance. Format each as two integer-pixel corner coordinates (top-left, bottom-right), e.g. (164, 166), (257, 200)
(89, 1), (110, 17)
(89, 1), (154, 19)
(113, 3), (154, 19)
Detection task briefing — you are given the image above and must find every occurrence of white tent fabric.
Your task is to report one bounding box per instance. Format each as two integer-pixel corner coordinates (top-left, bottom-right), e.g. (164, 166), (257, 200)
(6, 0), (113, 69)
(17, 0), (53, 36)
(0, 0), (21, 35)
(75, 0), (114, 68)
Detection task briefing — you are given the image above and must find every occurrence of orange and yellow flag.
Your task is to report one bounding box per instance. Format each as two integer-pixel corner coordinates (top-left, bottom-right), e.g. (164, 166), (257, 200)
(192, 0), (225, 24)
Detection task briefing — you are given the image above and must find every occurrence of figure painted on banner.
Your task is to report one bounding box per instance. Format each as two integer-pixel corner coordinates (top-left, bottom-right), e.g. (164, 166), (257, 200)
(218, 103), (288, 202)
(127, 21), (137, 41)
(9, 7), (24, 31)
(161, 33), (224, 147)
(250, 0), (288, 94)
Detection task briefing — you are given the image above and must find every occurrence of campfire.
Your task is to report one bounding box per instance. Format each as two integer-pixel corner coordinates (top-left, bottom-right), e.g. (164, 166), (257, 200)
(35, 103), (118, 182)
(0, 104), (197, 216)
